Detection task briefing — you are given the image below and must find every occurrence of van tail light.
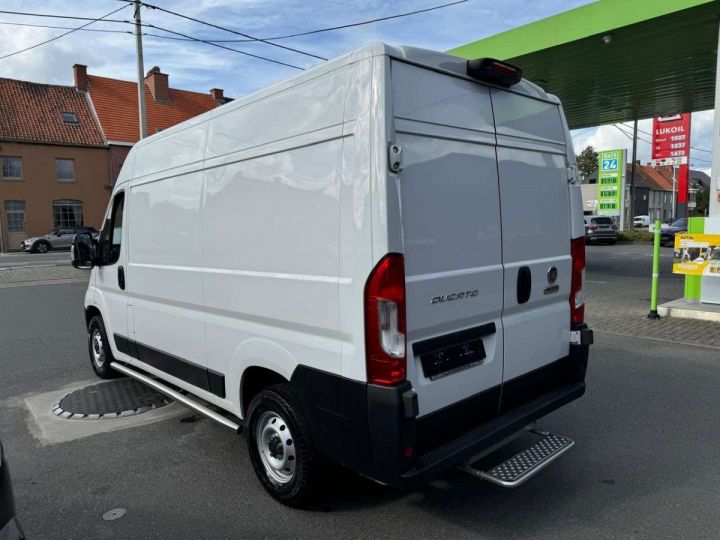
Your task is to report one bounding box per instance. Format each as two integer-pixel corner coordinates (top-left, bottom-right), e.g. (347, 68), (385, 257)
(467, 58), (522, 87)
(570, 237), (586, 326)
(588, 224), (598, 230)
(364, 254), (406, 385)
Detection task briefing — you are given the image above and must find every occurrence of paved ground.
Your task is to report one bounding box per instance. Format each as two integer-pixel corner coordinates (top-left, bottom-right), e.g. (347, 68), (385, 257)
(0, 251), (70, 267)
(586, 243), (720, 348)
(0, 251), (85, 287)
(1, 244), (719, 538)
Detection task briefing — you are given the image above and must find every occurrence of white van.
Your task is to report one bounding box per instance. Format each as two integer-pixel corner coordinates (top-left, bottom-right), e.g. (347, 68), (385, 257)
(72, 43), (592, 506)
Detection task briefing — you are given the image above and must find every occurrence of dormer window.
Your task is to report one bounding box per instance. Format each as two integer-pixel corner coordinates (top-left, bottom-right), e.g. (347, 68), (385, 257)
(61, 112), (78, 124)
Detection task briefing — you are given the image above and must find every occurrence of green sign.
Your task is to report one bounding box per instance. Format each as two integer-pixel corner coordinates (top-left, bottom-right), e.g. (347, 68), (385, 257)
(597, 149), (624, 217)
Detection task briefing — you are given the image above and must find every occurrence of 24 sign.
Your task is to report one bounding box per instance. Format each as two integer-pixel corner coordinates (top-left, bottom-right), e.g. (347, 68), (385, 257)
(601, 158), (618, 171)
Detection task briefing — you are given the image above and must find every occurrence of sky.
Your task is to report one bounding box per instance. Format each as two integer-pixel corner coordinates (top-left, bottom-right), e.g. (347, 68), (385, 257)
(0, 0), (715, 172)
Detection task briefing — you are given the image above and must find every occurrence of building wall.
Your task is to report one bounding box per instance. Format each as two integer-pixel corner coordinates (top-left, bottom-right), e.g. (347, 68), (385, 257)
(648, 189), (674, 222)
(108, 144), (132, 186)
(0, 142), (110, 251)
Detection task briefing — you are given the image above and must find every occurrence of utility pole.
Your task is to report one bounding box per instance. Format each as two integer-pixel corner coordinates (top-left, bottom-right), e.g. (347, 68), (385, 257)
(134, 0), (148, 139)
(629, 118), (638, 230)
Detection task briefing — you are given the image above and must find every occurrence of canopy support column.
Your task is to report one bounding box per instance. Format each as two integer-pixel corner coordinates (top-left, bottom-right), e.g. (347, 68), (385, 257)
(709, 19), (720, 218)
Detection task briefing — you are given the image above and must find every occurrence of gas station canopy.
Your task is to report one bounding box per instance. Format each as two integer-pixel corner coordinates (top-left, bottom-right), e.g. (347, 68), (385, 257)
(449, 0), (720, 129)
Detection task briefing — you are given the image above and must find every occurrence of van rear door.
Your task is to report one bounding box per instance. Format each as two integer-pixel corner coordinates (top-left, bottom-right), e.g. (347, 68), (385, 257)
(491, 89), (572, 394)
(391, 61), (503, 422)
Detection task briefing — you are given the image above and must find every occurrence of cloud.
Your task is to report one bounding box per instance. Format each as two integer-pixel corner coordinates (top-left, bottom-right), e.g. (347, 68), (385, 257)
(0, 0), (591, 97)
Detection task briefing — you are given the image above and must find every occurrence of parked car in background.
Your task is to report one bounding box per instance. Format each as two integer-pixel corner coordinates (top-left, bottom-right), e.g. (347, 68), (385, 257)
(660, 217), (688, 247)
(21, 226), (99, 253)
(0, 439), (25, 539)
(633, 215), (651, 228)
(584, 216), (618, 244)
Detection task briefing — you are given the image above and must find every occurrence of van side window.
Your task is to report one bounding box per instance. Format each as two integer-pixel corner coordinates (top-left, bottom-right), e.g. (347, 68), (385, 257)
(101, 192), (125, 265)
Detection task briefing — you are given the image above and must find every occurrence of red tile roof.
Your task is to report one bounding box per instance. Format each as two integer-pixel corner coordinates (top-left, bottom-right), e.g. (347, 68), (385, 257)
(87, 75), (219, 143)
(0, 78), (104, 146)
(642, 165), (675, 190)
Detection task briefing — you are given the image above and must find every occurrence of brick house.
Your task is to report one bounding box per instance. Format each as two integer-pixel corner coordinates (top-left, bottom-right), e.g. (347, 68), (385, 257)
(74, 64), (226, 187)
(0, 78), (107, 252)
(0, 67), (225, 251)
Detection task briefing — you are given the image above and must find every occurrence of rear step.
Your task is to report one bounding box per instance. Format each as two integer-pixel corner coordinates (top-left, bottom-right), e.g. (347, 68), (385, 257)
(110, 362), (242, 432)
(460, 429), (574, 487)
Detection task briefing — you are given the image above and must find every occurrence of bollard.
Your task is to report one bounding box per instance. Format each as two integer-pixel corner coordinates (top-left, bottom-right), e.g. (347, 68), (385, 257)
(648, 219), (661, 319)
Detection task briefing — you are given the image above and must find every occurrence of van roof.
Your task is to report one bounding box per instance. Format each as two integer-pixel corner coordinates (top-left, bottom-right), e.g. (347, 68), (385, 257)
(133, 42), (557, 150)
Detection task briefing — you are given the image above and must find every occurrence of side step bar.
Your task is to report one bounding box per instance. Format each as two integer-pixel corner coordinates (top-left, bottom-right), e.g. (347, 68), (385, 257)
(460, 429), (574, 487)
(110, 362), (241, 432)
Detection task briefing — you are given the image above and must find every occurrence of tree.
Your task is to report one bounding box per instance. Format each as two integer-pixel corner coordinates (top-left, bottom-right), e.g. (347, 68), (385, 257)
(576, 145), (599, 183)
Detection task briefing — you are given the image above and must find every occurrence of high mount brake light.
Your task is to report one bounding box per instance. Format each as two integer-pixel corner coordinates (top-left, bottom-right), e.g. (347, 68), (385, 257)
(570, 237), (586, 326)
(364, 254), (406, 386)
(466, 58), (522, 87)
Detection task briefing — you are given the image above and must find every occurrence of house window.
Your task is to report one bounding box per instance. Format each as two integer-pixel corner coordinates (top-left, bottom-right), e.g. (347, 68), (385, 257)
(61, 112), (78, 124)
(56, 159), (75, 182)
(1, 157), (22, 180)
(52, 199), (83, 227)
(4, 200), (25, 232)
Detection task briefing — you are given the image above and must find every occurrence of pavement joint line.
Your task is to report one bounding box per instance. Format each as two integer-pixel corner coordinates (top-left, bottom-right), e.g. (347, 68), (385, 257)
(0, 278), (88, 289)
(593, 327), (720, 351)
(0, 263), (70, 270)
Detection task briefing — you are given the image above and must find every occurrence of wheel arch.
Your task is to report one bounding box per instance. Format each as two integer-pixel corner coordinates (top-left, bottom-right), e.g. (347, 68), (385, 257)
(240, 366), (289, 419)
(85, 305), (102, 327)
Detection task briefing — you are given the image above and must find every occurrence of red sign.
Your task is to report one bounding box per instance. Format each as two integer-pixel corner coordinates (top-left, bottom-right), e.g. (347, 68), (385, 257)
(652, 113), (690, 161)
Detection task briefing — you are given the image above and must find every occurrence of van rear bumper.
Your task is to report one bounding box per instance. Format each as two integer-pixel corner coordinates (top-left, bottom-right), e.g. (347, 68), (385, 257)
(290, 337), (589, 488)
(403, 380), (585, 485)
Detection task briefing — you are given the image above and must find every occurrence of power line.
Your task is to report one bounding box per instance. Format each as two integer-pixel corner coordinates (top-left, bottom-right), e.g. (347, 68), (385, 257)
(0, 4), (131, 61)
(146, 23), (304, 70)
(613, 125), (713, 167)
(138, 1), (327, 61)
(231, 0), (469, 42)
(0, 9), (129, 24)
(0, 20), (132, 35)
(3, 0), (469, 44)
(571, 127), (594, 139)
(620, 121), (713, 154)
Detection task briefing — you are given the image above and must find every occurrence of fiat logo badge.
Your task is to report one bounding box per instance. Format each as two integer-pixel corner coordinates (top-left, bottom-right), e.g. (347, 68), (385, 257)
(547, 266), (558, 284)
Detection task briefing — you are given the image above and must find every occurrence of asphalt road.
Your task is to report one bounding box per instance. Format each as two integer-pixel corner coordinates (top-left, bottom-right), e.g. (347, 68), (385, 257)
(2, 245), (719, 538)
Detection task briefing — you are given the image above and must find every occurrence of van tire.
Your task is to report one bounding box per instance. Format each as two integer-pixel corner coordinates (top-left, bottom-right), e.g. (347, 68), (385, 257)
(87, 315), (121, 379)
(246, 384), (319, 507)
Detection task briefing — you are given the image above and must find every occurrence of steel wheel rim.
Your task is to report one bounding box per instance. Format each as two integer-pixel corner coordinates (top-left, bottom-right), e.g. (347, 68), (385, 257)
(91, 329), (105, 369)
(256, 410), (296, 485)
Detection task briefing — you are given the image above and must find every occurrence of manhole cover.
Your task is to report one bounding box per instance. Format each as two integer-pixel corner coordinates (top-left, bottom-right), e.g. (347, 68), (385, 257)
(52, 378), (171, 420)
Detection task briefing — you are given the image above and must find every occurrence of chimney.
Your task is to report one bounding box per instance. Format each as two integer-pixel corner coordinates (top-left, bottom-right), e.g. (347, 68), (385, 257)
(210, 88), (224, 103)
(145, 66), (169, 102)
(73, 64), (88, 92)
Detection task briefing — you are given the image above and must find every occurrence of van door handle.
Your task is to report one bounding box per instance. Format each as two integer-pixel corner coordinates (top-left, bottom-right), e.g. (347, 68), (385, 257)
(516, 266), (531, 304)
(118, 265), (125, 290)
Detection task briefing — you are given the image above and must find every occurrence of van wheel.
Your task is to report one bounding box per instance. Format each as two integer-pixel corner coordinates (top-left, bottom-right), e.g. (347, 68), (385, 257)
(33, 241), (50, 253)
(87, 316), (120, 379)
(246, 385), (319, 506)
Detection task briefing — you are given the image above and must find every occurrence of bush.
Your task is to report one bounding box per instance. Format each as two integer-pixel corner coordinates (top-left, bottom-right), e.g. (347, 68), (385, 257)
(618, 230), (654, 243)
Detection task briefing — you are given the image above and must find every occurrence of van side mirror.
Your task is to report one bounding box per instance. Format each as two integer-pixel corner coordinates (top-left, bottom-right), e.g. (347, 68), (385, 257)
(71, 233), (96, 269)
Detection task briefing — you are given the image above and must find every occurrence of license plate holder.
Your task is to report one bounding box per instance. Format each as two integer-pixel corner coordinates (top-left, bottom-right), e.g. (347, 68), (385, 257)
(420, 339), (486, 380)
